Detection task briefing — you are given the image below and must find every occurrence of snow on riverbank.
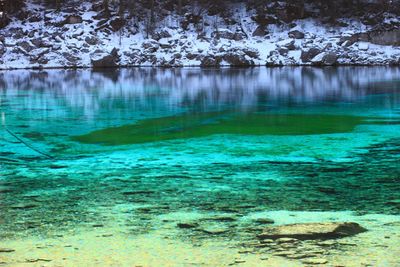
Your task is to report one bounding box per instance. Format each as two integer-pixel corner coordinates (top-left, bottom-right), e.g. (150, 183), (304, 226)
(0, 2), (399, 69)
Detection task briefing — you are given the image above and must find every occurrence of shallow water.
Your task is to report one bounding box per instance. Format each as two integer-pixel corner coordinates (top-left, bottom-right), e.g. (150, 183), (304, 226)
(0, 67), (400, 264)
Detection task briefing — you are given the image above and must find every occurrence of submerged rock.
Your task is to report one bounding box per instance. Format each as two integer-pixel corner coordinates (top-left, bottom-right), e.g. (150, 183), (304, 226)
(0, 248), (15, 253)
(253, 218), (275, 224)
(302, 258), (328, 265)
(10, 203), (37, 209)
(203, 215), (237, 222)
(258, 222), (367, 240)
(200, 227), (229, 234)
(177, 222), (199, 229)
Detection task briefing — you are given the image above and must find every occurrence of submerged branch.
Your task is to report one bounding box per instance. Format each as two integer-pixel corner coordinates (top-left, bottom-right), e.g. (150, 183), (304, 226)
(4, 127), (54, 159)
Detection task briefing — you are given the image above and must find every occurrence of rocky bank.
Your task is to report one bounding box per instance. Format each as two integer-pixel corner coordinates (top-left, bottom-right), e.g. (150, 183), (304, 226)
(0, 2), (400, 69)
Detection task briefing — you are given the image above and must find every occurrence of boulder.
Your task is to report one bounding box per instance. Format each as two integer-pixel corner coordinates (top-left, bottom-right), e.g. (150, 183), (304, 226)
(288, 30), (305, 39)
(91, 2), (103, 12)
(200, 55), (221, 67)
(251, 14), (277, 26)
(300, 47), (321, 63)
(37, 56), (49, 65)
(258, 222), (366, 240)
(110, 48), (119, 58)
(85, 36), (99, 45)
(223, 52), (253, 66)
(252, 26), (268, 37)
(266, 50), (284, 66)
(63, 52), (80, 64)
(28, 14), (42, 23)
(31, 38), (52, 48)
(186, 53), (199, 60)
(278, 47), (289, 56)
(341, 29), (400, 47)
(142, 40), (159, 53)
(159, 41), (172, 49)
(0, 44), (6, 57)
(211, 29), (244, 40)
(322, 52), (339, 65)
(339, 33), (369, 47)
(233, 32), (247, 41)
(91, 51), (119, 68)
(110, 17), (125, 32)
(65, 15), (83, 25)
(277, 39), (296, 50)
(311, 52), (338, 66)
(17, 41), (35, 53)
(369, 28), (400, 46)
(0, 14), (10, 29)
(153, 30), (172, 40)
(243, 48), (260, 59)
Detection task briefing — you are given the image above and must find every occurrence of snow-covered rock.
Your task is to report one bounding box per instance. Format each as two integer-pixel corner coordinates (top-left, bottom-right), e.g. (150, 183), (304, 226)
(358, 42), (370, 51)
(91, 48), (119, 68)
(211, 29), (245, 41)
(369, 28), (400, 46)
(311, 52), (338, 66)
(252, 26), (268, 37)
(201, 55), (222, 67)
(288, 30), (305, 39)
(301, 47), (321, 63)
(223, 50), (254, 66)
(64, 15), (83, 25)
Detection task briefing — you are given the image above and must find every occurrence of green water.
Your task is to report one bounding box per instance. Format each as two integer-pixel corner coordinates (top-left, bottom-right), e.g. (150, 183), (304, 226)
(74, 113), (370, 145)
(0, 67), (400, 241)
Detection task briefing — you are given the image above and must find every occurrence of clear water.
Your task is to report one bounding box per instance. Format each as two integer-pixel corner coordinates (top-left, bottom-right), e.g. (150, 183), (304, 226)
(0, 67), (400, 242)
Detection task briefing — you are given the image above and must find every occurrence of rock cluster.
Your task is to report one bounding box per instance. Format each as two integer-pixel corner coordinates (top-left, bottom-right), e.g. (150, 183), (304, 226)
(0, 6), (399, 69)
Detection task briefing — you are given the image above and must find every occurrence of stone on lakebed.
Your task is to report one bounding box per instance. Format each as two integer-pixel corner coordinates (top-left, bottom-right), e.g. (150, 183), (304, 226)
(0, 248), (15, 253)
(258, 222), (367, 240)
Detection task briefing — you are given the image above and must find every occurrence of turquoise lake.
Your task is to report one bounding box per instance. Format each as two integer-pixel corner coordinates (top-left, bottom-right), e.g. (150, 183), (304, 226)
(0, 67), (399, 265)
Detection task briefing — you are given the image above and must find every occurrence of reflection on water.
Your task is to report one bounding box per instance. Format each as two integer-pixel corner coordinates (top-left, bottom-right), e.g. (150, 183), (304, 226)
(0, 67), (399, 242)
(1, 67), (400, 115)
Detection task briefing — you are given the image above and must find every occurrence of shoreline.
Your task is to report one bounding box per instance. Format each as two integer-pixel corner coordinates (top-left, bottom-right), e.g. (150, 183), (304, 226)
(1, 63), (400, 72)
(2, 6), (400, 72)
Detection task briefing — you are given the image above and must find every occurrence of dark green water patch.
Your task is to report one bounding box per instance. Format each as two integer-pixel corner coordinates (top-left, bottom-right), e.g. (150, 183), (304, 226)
(72, 112), (379, 145)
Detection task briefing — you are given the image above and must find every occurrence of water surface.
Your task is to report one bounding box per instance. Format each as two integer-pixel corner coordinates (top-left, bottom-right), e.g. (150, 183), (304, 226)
(0, 67), (399, 243)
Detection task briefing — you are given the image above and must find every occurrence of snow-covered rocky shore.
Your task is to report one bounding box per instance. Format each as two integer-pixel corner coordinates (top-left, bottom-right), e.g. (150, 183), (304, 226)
(0, 2), (399, 69)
